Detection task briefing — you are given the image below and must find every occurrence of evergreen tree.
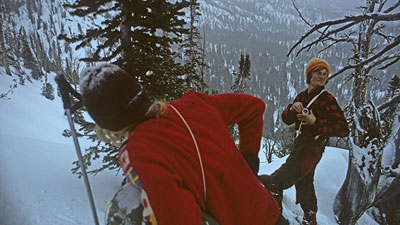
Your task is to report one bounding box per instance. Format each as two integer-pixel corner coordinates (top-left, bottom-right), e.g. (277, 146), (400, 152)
(231, 54), (251, 93)
(0, 1), (11, 75)
(230, 53), (251, 143)
(67, 111), (121, 177)
(386, 75), (400, 99)
(181, 0), (208, 92)
(381, 75), (400, 141)
(60, 0), (207, 175)
(41, 82), (55, 101)
(60, 0), (195, 101)
(21, 38), (40, 79)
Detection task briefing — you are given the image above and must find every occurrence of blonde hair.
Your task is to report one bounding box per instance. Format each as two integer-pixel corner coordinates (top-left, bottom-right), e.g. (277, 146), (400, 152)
(96, 101), (168, 147)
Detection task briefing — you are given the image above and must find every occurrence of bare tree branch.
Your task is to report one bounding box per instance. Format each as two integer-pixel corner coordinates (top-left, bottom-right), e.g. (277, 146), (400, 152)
(288, 12), (400, 57)
(291, 0), (373, 52)
(378, 93), (400, 111)
(295, 21), (359, 57)
(379, 55), (400, 69)
(329, 34), (400, 80)
(376, 0), (388, 12)
(384, 0), (400, 13)
(318, 37), (353, 53)
(376, 30), (394, 42)
(366, 55), (392, 72)
(289, 21), (359, 57)
(365, 53), (400, 72)
(291, 0), (313, 27)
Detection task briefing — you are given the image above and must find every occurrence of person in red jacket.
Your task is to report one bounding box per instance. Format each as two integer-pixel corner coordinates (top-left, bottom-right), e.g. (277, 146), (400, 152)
(260, 57), (349, 225)
(79, 63), (280, 225)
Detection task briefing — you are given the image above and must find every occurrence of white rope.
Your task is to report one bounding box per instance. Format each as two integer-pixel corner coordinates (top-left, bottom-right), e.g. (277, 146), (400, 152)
(169, 105), (207, 203)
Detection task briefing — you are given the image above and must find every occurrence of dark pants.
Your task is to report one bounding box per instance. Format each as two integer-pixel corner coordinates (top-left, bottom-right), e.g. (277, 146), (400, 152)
(263, 136), (325, 216)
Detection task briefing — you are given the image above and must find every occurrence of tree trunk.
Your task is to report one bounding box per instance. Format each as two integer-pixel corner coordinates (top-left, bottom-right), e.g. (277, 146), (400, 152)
(334, 158), (379, 224)
(352, 15), (372, 109)
(352, 68), (368, 109)
(333, 2), (384, 222)
(334, 102), (384, 224)
(369, 123), (400, 224)
(0, 23), (11, 75)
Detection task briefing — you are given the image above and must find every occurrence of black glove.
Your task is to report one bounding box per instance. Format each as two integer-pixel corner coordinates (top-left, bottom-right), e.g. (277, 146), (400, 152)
(258, 174), (274, 189)
(242, 154), (259, 176)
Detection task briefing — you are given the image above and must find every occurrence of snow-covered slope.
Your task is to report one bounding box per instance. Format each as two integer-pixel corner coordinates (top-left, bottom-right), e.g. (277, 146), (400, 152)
(0, 72), (123, 225)
(0, 69), (378, 225)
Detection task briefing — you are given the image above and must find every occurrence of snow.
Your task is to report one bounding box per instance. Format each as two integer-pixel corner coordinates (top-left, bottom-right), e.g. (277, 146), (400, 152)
(0, 72), (378, 225)
(0, 73), (123, 225)
(79, 63), (122, 94)
(259, 146), (378, 225)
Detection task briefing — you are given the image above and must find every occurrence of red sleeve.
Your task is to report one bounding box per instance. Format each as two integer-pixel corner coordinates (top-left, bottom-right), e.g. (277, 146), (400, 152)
(128, 140), (203, 225)
(315, 94), (349, 137)
(209, 93), (265, 155)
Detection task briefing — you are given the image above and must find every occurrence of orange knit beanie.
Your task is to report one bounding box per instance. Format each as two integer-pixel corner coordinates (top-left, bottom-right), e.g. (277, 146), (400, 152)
(305, 57), (330, 78)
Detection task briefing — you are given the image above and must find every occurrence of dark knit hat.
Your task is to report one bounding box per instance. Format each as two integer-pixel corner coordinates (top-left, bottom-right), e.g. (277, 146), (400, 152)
(79, 63), (152, 131)
(305, 57), (330, 79)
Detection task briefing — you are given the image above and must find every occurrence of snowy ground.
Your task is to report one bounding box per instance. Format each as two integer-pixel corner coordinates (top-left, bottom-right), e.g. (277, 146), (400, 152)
(0, 72), (377, 225)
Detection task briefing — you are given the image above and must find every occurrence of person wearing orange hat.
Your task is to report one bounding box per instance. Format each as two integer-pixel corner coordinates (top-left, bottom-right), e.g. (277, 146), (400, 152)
(259, 57), (349, 225)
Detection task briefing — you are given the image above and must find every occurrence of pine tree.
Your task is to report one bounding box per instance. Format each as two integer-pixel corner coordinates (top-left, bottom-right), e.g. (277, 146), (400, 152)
(0, 1), (11, 75)
(67, 111), (120, 177)
(60, 0), (195, 101)
(181, 0), (208, 93)
(41, 82), (55, 101)
(386, 75), (400, 99)
(60, 0), (206, 175)
(230, 54), (251, 143)
(231, 54), (251, 93)
(381, 75), (400, 141)
(21, 38), (40, 79)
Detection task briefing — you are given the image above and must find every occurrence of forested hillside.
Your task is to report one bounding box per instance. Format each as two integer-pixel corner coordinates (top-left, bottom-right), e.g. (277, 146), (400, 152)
(1, 0), (398, 135)
(198, 0), (399, 135)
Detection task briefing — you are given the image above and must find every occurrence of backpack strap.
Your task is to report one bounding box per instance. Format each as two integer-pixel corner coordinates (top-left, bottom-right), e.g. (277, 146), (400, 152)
(295, 89), (326, 138)
(306, 89), (326, 109)
(169, 104), (207, 203)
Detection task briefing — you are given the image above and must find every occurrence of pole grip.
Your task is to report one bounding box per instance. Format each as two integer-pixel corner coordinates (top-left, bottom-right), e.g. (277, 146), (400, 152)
(55, 74), (82, 110)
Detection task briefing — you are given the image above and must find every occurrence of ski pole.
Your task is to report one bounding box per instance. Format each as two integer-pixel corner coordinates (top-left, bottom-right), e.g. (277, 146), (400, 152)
(55, 74), (100, 225)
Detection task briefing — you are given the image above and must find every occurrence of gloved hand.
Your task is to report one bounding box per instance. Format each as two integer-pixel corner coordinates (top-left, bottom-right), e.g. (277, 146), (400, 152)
(258, 174), (274, 188)
(258, 175), (281, 194)
(242, 154), (259, 176)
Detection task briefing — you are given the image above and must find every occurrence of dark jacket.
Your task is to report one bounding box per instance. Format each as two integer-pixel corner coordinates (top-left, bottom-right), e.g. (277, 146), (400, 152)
(281, 87), (349, 175)
(282, 87), (349, 139)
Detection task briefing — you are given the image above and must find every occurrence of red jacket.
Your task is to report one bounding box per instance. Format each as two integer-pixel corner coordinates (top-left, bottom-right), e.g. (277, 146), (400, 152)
(119, 92), (279, 225)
